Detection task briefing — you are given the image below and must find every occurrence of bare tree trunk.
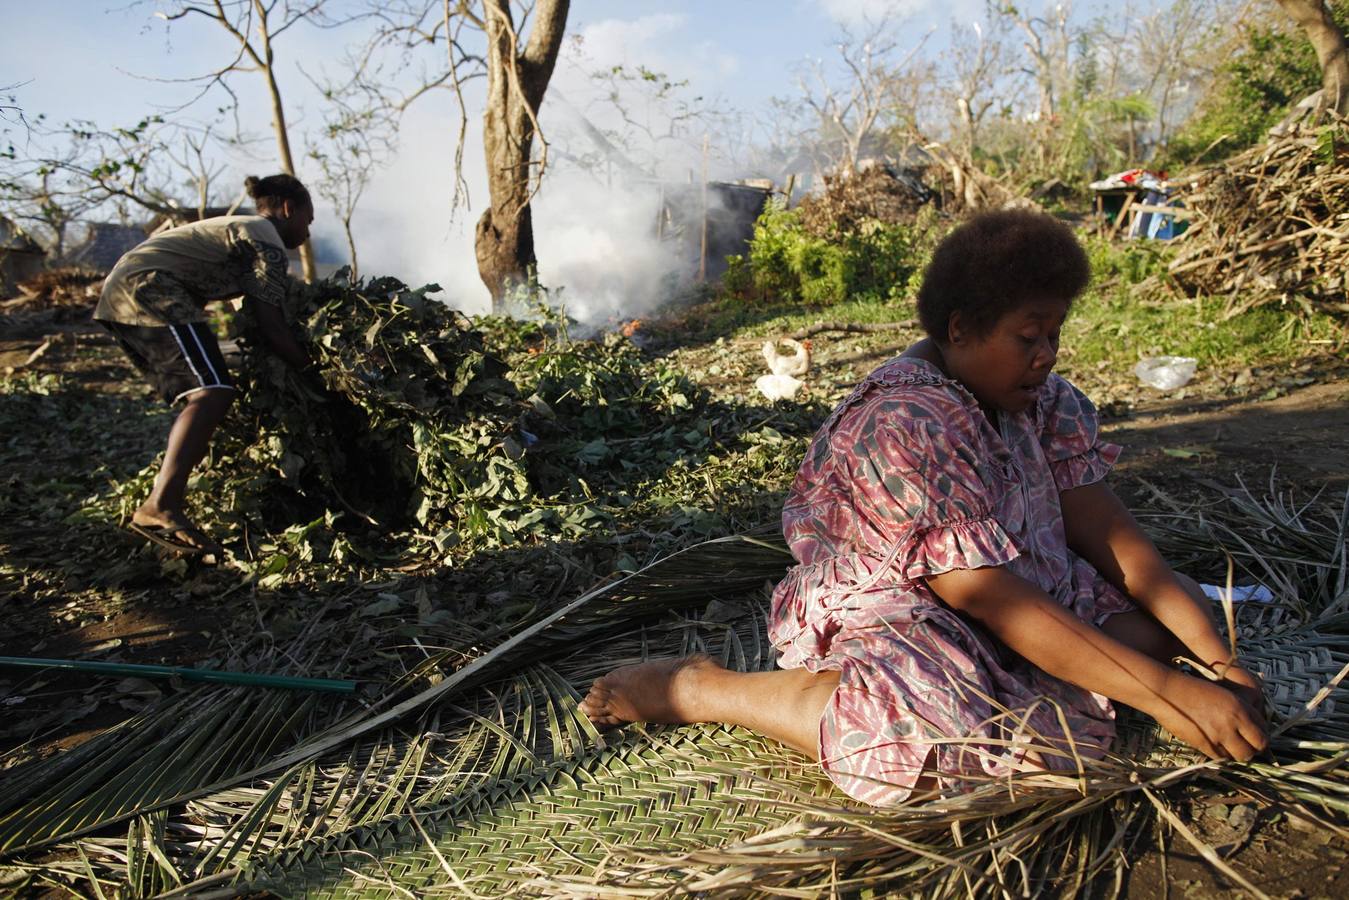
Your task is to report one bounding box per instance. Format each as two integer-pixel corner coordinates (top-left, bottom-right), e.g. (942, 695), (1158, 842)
(342, 214), (359, 281)
(475, 0), (570, 310)
(253, 0), (316, 282)
(1276, 0), (1349, 115)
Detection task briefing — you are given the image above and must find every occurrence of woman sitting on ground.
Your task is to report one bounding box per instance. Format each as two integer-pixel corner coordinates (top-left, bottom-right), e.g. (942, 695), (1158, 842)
(581, 209), (1268, 805)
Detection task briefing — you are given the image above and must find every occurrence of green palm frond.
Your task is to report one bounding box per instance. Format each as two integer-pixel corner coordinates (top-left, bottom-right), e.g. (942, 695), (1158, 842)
(0, 687), (322, 855)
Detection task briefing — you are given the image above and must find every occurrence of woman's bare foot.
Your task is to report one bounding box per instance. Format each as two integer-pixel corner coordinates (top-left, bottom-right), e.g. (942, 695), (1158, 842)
(580, 655), (723, 729)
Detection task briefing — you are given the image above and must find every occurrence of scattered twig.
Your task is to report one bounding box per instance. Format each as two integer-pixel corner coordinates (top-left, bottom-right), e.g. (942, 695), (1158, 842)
(788, 320), (917, 340)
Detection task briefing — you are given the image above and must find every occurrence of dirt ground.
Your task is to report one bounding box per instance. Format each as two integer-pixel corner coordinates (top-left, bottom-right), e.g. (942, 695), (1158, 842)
(2, 303), (1347, 897)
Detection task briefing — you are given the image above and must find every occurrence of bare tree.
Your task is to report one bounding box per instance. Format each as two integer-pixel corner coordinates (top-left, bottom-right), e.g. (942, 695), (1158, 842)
(305, 101), (394, 280)
(556, 64), (729, 180)
(165, 125), (230, 221)
(470, 0), (570, 306)
(998, 1), (1079, 171)
(0, 167), (94, 260)
(544, 49), (749, 189)
(1112, 0), (1234, 156)
(1001, 2), (1075, 122)
(153, 1), (358, 281)
(942, 5), (1019, 159)
(795, 16), (933, 175)
(0, 117), (228, 256)
(337, 1), (568, 309)
(1275, 0), (1349, 114)
(1, 82), (30, 144)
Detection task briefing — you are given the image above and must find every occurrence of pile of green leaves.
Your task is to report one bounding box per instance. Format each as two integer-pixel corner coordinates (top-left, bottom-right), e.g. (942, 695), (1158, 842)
(199, 274), (733, 557)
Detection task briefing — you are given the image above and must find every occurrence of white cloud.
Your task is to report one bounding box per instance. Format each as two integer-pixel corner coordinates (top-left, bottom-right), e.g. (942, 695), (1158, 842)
(813, 0), (935, 27)
(569, 13), (690, 69)
(556, 13), (739, 110)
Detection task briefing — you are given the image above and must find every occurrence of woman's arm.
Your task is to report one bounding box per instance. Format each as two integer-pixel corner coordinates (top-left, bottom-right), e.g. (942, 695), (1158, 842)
(1060, 480), (1264, 712)
(926, 564), (1266, 760)
(1060, 482), (1232, 663)
(245, 297), (312, 371)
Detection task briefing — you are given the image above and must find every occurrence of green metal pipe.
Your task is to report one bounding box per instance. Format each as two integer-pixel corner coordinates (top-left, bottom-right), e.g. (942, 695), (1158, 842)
(0, 656), (357, 694)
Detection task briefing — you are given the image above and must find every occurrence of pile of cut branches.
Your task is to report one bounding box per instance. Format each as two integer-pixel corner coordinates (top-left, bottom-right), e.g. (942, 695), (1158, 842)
(921, 140), (1025, 214)
(795, 164), (936, 237)
(0, 267), (102, 324)
(1168, 114), (1349, 317)
(193, 273), (727, 556)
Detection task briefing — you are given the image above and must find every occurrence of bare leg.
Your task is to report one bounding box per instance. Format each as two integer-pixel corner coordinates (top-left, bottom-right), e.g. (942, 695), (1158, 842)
(581, 657), (944, 797)
(579, 656), (840, 758)
(132, 387), (235, 553)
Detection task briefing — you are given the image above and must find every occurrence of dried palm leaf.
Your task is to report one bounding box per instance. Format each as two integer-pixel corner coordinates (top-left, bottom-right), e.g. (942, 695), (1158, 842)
(6, 490), (1349, 898)
(0, 533), (791, 857)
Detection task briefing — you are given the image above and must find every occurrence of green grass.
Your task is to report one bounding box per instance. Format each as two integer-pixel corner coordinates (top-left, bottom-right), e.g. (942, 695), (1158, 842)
(678, 234), (1346, 375)
(1063, 285), (1345, 376)
(1062, 236), (1347, 373)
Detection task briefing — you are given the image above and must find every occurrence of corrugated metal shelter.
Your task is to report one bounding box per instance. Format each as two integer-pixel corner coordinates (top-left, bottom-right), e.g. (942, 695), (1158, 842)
(63, 222), (150, 272)
(657, 181), (774, 282)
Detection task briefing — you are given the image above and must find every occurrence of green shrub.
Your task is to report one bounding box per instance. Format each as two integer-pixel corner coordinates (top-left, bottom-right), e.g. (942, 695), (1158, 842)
(1084, 236), (1172, 286)
(730, 200), (939, 305)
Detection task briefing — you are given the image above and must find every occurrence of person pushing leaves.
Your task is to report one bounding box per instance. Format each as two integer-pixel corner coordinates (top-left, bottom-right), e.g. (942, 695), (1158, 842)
(94, 174), (315, 560)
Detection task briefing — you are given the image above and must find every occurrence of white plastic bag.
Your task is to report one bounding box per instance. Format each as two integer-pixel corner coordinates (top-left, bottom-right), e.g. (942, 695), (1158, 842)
(1134, 356), (1197, 390)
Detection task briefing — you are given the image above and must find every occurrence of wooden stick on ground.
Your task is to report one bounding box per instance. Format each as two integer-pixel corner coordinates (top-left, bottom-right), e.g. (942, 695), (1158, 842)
(788, 320), (917, 340)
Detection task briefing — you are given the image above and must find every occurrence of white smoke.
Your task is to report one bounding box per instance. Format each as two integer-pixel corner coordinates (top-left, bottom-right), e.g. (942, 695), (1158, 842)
(339, 10), (757, 327)
(345, 98), (487, 312)
(528, 13), (751, 326)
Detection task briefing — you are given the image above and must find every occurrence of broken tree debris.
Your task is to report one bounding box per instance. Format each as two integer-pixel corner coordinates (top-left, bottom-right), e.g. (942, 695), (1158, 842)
(795, 165), (935, 237)
(1167, 115), (1349, 317)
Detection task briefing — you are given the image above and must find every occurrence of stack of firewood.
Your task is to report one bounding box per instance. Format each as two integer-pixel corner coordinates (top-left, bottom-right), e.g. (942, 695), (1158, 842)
(1168, 114), (1349, 317)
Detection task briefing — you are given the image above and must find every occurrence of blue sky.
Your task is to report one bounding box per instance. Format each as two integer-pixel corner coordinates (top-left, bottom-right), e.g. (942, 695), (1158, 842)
(4, 1), (979, 125)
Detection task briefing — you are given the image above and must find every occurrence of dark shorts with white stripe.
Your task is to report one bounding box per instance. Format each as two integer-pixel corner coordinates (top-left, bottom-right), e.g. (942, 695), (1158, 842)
(101, 321), (238, 405)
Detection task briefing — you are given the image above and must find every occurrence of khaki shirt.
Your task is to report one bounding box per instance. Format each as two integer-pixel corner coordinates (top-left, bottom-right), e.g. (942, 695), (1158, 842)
(95, 215), (289, 326)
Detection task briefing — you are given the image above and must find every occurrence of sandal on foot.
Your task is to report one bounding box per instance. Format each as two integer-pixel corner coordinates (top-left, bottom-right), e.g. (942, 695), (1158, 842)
(128, 522), (214, 557)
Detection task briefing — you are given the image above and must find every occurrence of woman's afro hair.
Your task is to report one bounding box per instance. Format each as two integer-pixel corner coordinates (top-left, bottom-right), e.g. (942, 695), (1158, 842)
(917, 208), (1089, 343)
(244, 173), (310, 214)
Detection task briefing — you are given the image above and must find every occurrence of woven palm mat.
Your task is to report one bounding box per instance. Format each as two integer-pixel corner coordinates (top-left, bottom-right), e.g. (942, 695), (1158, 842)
(237, 725), (828, 898)
(223, 605), (834, 897)
(214, 606), (1349, 899)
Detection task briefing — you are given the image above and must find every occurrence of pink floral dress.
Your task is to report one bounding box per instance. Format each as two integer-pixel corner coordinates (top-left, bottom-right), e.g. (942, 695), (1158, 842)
(768, 357), (1135, 806)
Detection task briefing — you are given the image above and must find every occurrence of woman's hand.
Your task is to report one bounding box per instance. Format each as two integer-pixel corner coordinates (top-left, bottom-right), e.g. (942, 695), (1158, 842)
(1151, 671), (1269, 761)
(1217, 662), (1267, 727)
